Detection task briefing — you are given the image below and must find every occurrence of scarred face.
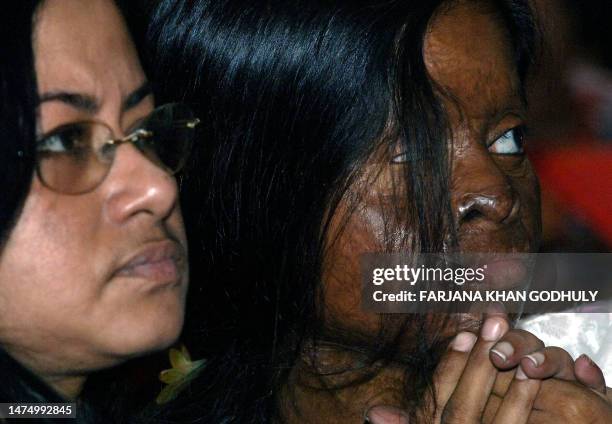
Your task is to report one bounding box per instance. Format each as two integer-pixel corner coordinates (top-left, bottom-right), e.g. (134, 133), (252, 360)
(322, 0), (540, 339)
(283, 2), (541, 421)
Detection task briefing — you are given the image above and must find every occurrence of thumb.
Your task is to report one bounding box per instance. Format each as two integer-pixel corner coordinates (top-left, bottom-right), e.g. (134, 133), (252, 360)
(365, 405), (410, 424)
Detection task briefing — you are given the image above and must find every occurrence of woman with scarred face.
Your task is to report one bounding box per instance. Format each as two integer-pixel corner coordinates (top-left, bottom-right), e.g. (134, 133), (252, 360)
(144, 0), (611, 422)
(0, 0), (199, 420)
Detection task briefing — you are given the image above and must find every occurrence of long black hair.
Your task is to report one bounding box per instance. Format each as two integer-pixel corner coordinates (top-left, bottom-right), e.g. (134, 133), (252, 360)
(144, 0), (536, 422)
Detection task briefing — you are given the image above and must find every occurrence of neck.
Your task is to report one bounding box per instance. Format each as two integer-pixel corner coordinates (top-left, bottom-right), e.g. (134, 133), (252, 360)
(279, 343), (407, 423)
(0, 347), (87, 400)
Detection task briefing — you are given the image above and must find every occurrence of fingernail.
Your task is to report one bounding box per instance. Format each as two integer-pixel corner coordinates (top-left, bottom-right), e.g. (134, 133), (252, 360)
(578, 353), (597, 368)
(515, 365), (528, 380)
(491, 341), (514, 362)
(365, 406), (410, 424)
(450, 332), (477, 352)
(524, 352), (545, 367)
(481, 318), (505, 342)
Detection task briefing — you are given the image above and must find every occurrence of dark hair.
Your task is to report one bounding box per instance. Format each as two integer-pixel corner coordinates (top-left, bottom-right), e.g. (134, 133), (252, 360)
(0, 2), (38, 247)
(145, 0), (536, 422)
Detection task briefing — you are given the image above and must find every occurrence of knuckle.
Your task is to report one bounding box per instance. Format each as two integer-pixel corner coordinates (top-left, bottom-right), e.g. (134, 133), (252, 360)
(521, 331), (544, 349)
(557, 395), (598, 421)
(560, 403), (584, 420)
(555, 347), (573, 361)
(545, 346), (574, 367)
(508, 330), (544, 350)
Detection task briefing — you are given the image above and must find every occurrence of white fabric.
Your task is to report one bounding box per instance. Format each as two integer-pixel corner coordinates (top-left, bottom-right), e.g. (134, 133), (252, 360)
(518, 304), (612, 383)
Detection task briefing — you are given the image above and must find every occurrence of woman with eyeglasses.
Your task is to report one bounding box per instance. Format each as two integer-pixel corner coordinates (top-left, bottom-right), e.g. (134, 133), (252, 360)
(143, 0), (612, 422)
(0, 0), (198, 421)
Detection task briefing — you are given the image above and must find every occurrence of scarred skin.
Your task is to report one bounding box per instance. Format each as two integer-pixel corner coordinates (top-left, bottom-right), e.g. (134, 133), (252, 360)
(279, 1), (611, 422)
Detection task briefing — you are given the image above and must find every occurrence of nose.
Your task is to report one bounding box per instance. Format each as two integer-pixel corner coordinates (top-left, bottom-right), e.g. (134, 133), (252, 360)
(103, 143), (178, 224)
(452, 147), (519, 227)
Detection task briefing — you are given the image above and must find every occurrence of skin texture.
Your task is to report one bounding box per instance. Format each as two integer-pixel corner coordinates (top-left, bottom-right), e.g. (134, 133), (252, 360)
(282, 1), (612, 419)
(321, 0), (540, 340)
(278, 1), (608, 422)
(0, 0), (187, 398)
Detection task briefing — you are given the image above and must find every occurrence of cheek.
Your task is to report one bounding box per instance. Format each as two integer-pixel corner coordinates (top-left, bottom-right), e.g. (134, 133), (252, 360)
(520, 167), (542, 246)
(322, 210), (381, 336)
(321, 163), (418, 336)
(322, 194), (414, 336)
(0, 184), (104, 320)
(7, 191), (74, 257)
(504, 159), (542, 247)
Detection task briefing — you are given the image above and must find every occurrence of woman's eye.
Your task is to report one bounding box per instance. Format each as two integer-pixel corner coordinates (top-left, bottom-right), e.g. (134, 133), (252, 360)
(37, 126), (88, 155)
(489, 127), (526, 155)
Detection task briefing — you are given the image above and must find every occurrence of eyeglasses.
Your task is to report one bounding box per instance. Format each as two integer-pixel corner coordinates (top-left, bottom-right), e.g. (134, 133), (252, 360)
(35, 103), (200, 195)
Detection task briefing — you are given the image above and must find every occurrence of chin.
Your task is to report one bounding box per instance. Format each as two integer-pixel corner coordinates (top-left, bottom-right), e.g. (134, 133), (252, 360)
(141, 314), (184, 351)
(111, 317), (184, 360)
(99, 293), (187, 360)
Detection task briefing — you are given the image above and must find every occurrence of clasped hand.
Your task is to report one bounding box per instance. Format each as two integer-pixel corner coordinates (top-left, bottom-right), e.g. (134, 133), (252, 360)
(366, 311), (611, 423)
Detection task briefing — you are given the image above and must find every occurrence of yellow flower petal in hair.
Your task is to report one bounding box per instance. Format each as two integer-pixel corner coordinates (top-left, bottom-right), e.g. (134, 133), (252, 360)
(156, 345), (206, 405)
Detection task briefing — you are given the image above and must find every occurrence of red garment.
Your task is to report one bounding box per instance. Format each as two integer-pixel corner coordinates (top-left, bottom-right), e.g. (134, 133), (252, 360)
(530, 142), (612, 246)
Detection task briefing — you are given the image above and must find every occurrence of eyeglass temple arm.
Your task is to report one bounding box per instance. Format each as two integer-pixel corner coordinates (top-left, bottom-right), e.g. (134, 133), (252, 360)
(107, 118), (200, 146)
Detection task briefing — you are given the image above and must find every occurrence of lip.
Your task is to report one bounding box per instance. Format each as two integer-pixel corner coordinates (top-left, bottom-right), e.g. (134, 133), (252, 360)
(114, 239), (185, 286)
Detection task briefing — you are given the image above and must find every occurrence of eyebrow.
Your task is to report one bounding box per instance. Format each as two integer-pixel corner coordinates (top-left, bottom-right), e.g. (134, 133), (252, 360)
(37, 81), (153, 114)
(467, 75), (527, 121)
(122, 81), (152, 112)
(37, 91), (99, 114)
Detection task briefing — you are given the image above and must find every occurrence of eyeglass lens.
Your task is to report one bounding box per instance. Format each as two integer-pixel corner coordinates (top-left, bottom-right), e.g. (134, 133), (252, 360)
(36, 103), (197, 194)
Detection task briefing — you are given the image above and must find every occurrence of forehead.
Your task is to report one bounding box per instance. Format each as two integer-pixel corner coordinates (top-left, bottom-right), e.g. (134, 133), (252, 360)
(33, 0), (143, 101)
(424, 0), (522, 118)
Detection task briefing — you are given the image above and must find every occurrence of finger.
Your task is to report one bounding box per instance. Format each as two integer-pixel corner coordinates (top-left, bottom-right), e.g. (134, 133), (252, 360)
(519, 346), (576, 382)
(433, 332), (478, 411)
(491, 369), (514, 399)
(442, 316), (509, 423)
(482, 393), (503, 424)
(489, 329), (544, 370)
(574, 354), (607, 394)
(491, 366), (541, 424)
(365, 405), (409, 424)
